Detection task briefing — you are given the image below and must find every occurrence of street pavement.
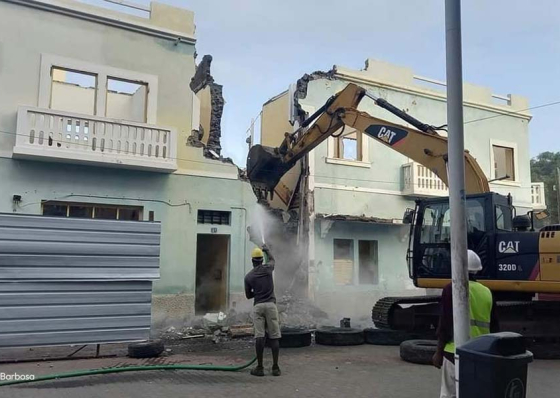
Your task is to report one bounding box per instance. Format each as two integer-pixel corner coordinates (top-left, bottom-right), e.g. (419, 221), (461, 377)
(1, 344), (558, 397)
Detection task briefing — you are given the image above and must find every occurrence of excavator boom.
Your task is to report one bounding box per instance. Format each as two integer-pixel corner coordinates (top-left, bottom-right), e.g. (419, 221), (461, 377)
(247, 83), (489, 200)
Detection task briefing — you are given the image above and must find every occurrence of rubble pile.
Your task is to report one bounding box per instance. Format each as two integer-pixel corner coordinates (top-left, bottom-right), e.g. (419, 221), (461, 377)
(160, 309), (254, 343)
(277, 293), (329, 329)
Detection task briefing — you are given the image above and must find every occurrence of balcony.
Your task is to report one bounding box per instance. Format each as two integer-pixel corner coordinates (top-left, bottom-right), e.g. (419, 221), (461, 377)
(13, 107), (177, 173)
(531, 182), (546, 209)
(402, 162), (448, 197)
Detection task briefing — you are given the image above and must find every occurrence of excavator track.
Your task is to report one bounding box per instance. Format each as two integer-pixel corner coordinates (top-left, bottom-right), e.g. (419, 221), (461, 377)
(372, 295), (441, 330)
(373, 296), (560, 358)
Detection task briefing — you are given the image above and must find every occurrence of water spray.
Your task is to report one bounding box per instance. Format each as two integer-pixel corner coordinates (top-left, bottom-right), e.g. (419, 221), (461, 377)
(259, 216), (267, 245)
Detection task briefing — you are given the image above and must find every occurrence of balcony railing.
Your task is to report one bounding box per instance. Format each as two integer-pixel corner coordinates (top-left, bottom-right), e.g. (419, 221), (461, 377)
(402, 162), (448, 197)
(531, 182), (546, 209)
(13, 107), (177, 173)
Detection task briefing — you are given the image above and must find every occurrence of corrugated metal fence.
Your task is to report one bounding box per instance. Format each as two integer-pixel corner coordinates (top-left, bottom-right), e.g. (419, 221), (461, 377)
(0, 213), (160, 348)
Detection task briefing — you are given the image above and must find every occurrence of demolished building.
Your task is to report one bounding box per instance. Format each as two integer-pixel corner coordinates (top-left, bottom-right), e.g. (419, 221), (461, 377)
(255, 58), (542, 320)
(0, 0), (259, 332)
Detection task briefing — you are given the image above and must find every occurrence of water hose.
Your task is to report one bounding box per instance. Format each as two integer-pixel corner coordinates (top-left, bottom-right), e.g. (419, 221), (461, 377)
(0, 356), (257, 387)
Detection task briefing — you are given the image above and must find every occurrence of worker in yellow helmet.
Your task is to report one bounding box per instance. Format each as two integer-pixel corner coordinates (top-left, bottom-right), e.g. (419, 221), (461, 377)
(432, 250), (498, 398)
(244, 244), (281, 377)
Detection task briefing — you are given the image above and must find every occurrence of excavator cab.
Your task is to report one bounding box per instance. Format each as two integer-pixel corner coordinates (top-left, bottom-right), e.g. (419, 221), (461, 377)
(407, 192), (542, 291)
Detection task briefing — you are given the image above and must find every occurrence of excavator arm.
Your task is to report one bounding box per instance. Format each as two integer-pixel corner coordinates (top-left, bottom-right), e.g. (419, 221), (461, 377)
(247, 83), (489, 200)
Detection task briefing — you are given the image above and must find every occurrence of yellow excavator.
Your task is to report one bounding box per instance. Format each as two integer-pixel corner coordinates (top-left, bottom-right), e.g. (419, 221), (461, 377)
(247, 83), (560, 346)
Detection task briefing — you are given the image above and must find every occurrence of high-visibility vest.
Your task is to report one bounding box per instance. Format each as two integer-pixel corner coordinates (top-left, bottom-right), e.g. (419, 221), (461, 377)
(444, 281), (493, 354)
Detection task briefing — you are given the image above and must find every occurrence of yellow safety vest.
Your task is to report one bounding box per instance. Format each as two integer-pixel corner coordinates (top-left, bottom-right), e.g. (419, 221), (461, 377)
(444, 281), (493, 354)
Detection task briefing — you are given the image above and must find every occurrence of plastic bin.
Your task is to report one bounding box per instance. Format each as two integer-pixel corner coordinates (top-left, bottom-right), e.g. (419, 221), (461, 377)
(457, 332), (533, 398)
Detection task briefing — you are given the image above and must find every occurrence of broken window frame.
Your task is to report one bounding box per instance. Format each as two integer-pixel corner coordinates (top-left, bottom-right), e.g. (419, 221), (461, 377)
(39, 54), (159, 124)
(42, 201), (143, 221)
(358, 240), (379, 285)
(334, 129), (363, 161)
(50, 67), (98, 116)
(492, 145), (515, 181)
(105, 76), (149, 123)
(489, 140), (518, 184)
(326, 127), (370, 166)
(333, 239), (355, 286)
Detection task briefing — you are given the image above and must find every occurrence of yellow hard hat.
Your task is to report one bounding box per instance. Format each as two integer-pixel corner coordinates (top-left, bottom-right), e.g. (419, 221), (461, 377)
(251, 247), (264, 259)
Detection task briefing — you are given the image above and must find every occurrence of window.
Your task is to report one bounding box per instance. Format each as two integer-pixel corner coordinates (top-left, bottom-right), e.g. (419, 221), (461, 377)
(68, 205), (93, 218)
(421, 203), (451, 244)
(106, 77), (148, 123)
(51, 68), (97, 115)
(421, 198), (486, 244)
(334, 130), (363, 161)
(496, 205), (513, 231)
(42, 202), (142, 221)
(359, 240), (378, 284)
(50, 68), (148, 122)
(493, 145), (515, 181)
(197, 210), (231, 225)
(334, 239), (354, 285)
(466, 200), (486, 234)
(40, 55), (158, 124)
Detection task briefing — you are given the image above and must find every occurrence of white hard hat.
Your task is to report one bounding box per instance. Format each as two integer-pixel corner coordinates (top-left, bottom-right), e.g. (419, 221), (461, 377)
(468, 250), (483, 273)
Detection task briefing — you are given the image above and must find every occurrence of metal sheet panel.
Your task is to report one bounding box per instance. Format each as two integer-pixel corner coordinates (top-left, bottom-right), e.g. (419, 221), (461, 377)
(0, 214), (160, 348)
(0, 281), (152, 347)
(0, 213), (160, 280)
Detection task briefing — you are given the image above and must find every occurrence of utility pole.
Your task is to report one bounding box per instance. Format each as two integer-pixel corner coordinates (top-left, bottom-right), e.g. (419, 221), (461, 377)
(445, 0), (470, 390)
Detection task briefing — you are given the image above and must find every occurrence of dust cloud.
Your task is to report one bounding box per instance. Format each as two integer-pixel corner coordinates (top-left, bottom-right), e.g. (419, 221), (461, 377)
(247, 204), (329, 328)
(248, 204), (306, 295)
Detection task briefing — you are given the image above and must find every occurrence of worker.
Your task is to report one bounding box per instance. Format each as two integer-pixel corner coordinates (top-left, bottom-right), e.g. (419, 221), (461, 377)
(244, 244), (281, 377)
(432, 249), (498, 398)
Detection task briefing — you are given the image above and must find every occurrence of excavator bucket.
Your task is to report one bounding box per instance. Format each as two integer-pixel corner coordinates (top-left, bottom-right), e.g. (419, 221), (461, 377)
(246, 144), (290, 200)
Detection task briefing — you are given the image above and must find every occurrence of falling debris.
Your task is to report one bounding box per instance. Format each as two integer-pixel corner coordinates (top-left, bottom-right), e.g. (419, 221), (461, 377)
(189, 55), (225, 157)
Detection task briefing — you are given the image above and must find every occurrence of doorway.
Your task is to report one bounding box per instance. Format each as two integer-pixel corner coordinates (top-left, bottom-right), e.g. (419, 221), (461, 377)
(195, 234), (230, 314)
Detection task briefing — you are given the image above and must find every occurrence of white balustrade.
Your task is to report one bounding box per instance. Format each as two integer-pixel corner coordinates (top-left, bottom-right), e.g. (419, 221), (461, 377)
(531, 182), (546, 209)
(14, 107), (177, 172)
(402, 162), (448, 197)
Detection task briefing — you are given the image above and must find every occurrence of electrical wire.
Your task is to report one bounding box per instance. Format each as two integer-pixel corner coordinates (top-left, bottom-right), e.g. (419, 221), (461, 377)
(464, 100), (560, 125)
(244, 111), (263, 135)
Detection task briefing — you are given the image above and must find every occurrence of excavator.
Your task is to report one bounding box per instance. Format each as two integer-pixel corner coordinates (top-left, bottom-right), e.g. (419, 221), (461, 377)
(247, 83), (560, 345)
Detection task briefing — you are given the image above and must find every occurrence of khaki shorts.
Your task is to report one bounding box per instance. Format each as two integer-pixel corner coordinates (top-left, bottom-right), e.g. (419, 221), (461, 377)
(252, 302), (281, 339)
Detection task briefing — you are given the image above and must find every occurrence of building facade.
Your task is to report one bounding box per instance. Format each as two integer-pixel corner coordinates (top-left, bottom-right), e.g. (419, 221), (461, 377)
(259, 59), (546, 320)
(0, 0), (257, 329)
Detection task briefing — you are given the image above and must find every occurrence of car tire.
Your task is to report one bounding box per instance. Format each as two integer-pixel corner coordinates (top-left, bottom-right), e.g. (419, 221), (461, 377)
(364, 328), (436, 346)
(128, 340), (165, 358)
(315, 327), (364, 346)
(279, 327), (312, 348)
(399, 340), (438, 365)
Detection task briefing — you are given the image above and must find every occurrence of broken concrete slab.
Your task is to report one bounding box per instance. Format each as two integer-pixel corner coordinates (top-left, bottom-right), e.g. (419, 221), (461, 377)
(293, 68), (336, 125)
(189, 54), (225, 157)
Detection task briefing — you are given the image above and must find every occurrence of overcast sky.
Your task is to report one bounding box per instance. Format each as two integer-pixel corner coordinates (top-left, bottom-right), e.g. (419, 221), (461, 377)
(84, 0), (560, 166)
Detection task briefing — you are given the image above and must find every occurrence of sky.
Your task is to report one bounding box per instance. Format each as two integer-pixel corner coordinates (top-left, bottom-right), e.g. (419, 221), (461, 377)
(83, 0), (560, 166)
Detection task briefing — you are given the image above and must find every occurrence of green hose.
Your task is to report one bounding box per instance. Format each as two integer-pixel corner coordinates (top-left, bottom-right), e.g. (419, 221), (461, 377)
(0, 356), (257, 387)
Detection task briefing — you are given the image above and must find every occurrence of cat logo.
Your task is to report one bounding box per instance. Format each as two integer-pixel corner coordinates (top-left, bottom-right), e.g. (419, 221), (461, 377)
(498, 241), (520, 254)
(365, 125), (408, 146)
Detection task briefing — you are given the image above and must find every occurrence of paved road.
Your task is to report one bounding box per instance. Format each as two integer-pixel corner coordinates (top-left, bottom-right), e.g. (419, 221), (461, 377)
(1, 344), (557, 397)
